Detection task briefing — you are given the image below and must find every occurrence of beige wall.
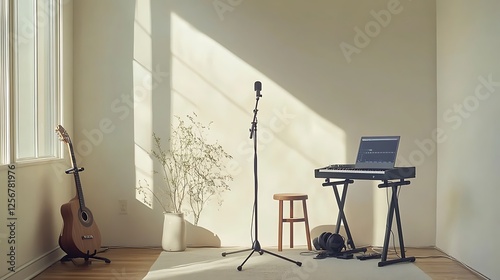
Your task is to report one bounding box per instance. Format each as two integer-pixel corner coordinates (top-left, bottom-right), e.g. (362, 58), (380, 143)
(1, 0), (442, 278)
(72, 0), (436, 250)
(437, 1), (500, 279)
(5, 1), (499, 279)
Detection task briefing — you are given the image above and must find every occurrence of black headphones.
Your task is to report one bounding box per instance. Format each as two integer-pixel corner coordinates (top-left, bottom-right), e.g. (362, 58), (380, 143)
(312, 232), (346, 253)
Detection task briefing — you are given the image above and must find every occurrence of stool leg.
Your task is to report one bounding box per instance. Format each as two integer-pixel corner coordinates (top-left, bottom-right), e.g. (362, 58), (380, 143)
(290, 200), (294, 249)
(278, 200), (283, 251)
(302, 199), (312, 251)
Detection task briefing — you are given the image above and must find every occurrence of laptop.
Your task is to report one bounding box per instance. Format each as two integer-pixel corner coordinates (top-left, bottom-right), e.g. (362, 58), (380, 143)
(354, 136), (400, 170)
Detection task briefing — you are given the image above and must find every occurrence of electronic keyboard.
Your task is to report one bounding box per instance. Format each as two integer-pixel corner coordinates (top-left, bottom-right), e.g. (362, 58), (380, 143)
(314, 164), (416, 180)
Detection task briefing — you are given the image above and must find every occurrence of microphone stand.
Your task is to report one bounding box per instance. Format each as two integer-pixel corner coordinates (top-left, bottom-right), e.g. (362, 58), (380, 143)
(221, 81), (302, 271)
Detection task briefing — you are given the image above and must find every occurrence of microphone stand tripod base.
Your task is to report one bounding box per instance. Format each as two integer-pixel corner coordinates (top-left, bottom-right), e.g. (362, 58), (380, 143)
(222, 241), (302, 271)
(221, 239), (264, 257)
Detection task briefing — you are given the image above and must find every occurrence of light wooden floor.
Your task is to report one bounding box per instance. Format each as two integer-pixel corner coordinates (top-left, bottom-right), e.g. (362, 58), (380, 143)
(32, 247), (161, 280)
(32, 247), (485, 280)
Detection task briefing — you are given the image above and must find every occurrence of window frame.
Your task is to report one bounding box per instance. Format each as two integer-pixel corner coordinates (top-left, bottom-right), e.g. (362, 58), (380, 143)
(1, 0), (63, 167)
(0, 0), (10, 165)
(11, 0), (62, 164)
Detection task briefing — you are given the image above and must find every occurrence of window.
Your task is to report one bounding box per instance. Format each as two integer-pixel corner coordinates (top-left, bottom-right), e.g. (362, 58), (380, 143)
(0, 0), (9, 165)
(1, 0), (61, 163)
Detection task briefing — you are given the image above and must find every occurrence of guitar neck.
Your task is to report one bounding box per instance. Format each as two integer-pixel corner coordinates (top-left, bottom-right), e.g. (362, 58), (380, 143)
(73, 171), (86, 209)
(67, 142), (86, 210)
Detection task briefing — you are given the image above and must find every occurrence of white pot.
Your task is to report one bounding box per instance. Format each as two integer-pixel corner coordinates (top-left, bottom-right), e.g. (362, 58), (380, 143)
(161, 212), (186, 252)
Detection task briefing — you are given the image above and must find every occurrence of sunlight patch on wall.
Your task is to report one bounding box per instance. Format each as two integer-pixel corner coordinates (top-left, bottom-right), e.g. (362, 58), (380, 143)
(133, 0), (154, 209)
(170, 12), (346, 245)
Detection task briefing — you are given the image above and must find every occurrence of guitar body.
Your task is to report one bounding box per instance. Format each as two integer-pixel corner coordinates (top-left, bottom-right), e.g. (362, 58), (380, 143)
(59, 197), (102, 257)
(55, 125), (106, 261)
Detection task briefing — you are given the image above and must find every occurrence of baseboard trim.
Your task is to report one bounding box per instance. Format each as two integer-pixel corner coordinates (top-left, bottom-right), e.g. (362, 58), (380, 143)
(0, 247), (65, 280)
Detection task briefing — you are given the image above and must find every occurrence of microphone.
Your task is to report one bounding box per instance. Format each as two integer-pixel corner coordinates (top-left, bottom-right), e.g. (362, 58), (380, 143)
(254, 81), (262, 97)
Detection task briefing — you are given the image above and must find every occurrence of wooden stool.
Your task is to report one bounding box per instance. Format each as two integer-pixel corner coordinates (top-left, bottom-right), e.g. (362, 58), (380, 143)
(273, 193), (312, 251)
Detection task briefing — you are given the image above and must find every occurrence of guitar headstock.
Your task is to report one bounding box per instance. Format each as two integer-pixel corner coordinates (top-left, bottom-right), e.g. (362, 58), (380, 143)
(55, 125), (72, 144)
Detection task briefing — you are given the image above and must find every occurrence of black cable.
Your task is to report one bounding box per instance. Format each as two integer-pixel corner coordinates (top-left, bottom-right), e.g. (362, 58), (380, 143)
(250, 200), (256, 244)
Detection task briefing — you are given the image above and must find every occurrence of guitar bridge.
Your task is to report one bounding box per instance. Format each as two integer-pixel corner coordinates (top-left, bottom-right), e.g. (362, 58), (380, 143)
(82, 235), (94, 240)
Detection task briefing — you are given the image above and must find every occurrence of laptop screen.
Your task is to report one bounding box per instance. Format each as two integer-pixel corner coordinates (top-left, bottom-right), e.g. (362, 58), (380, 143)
(354, 136), (400, 169)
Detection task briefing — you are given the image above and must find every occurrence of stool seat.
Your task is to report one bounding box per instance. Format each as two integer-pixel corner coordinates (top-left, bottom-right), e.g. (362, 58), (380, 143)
(273, 193), (312, 251)
(273, 193), (308, 200)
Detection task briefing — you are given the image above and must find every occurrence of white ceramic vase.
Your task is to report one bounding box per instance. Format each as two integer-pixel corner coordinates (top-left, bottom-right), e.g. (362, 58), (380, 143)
(161, 212), (186, 252)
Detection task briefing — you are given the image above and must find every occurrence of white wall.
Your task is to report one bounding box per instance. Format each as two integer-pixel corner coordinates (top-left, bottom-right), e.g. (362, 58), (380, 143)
(72, 0), (437, 252)
(0, 1), (74, 279)
(437, 1), (500, 279)
(5, 1), (498, 279)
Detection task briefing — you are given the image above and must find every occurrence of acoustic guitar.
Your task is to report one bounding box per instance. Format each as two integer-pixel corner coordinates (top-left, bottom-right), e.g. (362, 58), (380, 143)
(56, 125), (102, 259)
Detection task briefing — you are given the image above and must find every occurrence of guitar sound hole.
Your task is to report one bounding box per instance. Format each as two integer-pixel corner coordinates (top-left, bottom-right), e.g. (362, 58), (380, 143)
(81, 211), (88, 222)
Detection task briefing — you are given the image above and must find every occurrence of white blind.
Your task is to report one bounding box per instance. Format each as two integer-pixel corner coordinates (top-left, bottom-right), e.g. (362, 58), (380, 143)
(13, 0), (60, 161)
